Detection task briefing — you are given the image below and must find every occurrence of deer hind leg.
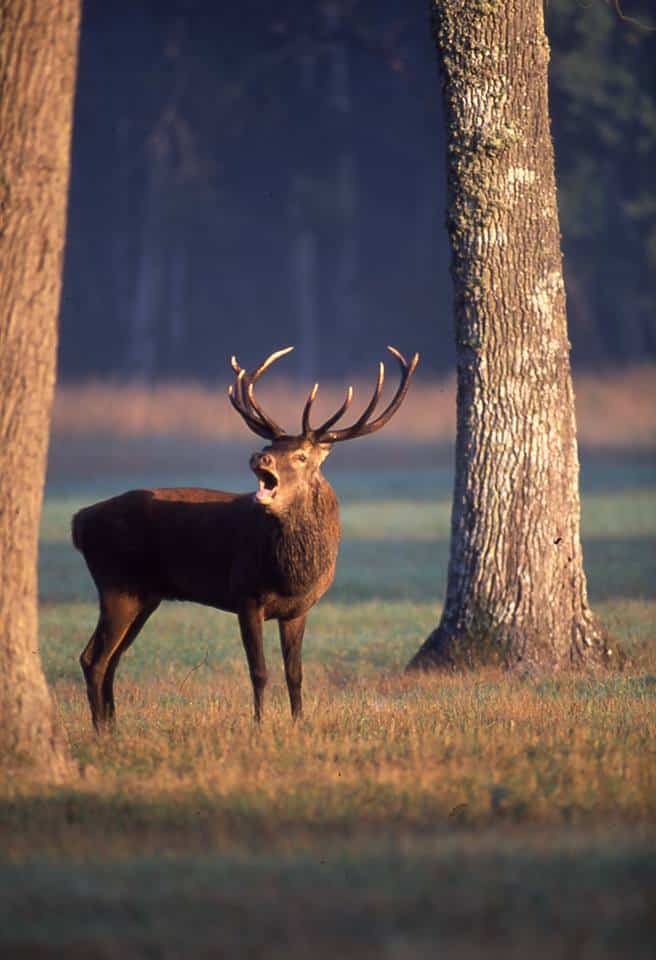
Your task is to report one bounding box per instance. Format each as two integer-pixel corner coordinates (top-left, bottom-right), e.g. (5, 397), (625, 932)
(80, 591), (157, 732)
(279, 615), (306, 720)
(102, 600), (159, 724)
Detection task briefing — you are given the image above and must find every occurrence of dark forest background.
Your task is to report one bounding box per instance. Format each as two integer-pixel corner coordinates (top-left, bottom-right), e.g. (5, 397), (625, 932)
(60, 0), (656, 382)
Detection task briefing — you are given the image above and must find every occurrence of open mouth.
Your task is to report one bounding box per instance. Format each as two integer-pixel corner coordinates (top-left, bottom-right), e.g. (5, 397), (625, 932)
(252, 466), (279, 504)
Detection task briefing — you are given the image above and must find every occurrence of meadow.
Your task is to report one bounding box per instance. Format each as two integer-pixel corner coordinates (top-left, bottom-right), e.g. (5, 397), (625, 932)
(52, 364), (656, 448)
(1, 417), (655, 957)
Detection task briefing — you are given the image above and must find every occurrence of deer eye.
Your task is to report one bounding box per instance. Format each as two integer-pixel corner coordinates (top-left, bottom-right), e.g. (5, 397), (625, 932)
(296, 453), (307, 463)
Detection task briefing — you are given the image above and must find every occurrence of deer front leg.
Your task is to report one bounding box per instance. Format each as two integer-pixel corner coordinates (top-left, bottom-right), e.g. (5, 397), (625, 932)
(278, 614), (306, 720)
(238, 604), (267, 722)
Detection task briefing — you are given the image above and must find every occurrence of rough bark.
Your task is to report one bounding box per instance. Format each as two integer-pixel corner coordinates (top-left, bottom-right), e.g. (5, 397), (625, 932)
(0, 0), (80, 780)
(409, 0), (613, 673)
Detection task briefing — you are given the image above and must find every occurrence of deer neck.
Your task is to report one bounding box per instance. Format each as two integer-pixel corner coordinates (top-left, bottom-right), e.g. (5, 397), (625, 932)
(271, 476), (340, 594)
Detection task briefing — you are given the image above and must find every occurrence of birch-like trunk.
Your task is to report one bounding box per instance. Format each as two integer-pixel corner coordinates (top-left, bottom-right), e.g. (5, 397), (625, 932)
(409, 0), (613, 672)
(0, 0), (80, 779)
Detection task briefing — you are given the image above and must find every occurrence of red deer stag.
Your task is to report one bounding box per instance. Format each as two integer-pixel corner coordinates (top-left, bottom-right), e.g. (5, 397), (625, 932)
(73, 346), (419, 730)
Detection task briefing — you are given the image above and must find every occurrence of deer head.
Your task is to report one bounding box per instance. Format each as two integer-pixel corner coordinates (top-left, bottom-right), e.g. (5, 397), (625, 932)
(228, 346), (420, 513)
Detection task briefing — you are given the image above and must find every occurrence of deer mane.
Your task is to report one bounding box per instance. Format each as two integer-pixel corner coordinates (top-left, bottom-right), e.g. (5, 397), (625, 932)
(270, 477), (339, 595)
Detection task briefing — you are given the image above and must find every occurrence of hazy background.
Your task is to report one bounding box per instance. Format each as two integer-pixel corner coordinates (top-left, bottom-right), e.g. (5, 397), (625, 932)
(59, 0), (656, 385)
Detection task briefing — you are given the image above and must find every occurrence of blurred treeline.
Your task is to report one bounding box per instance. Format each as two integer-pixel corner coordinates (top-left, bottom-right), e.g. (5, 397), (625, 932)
(60, 0), (656, 382)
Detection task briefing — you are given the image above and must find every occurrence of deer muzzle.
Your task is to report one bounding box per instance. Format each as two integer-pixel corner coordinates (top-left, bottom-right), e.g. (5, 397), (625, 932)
(250, 453), (280, 505)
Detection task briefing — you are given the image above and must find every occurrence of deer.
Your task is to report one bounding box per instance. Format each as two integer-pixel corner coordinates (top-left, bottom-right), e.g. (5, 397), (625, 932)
(73, 346), (419, 731)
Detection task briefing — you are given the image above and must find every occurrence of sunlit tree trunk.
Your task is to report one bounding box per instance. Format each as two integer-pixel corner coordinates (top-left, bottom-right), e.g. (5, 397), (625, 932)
(0, 0), (80, 779)
(409, 0), (613, 672)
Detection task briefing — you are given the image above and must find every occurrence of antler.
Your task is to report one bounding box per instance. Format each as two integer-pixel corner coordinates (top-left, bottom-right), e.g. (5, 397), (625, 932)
(228, 347), (294, 440)
(229, 345), (419, 443)
(302, 346), (419, 443)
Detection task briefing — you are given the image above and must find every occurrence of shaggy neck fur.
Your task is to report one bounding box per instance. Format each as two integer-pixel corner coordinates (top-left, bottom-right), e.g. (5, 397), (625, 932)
(270, 475), (340, 594)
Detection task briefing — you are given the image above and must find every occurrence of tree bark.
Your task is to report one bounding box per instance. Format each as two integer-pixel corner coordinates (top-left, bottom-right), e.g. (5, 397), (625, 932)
(0, 0), (80, 780)
(409, 0), (613, 673)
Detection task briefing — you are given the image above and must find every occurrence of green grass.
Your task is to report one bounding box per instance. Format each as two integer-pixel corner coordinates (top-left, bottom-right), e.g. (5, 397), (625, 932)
(2, 451), (655, 957)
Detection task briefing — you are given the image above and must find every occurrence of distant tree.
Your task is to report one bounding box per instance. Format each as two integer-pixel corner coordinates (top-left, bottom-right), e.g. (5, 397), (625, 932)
(0, 0), (80, 779)
(547, 0), (656, 361)
(408, 0), (614, 672)
(60, 1), (449, 382)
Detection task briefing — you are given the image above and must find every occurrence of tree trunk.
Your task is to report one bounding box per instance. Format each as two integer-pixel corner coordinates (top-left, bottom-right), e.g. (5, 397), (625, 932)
(408, 0), (613, 673)
(0, 0), (80, 780)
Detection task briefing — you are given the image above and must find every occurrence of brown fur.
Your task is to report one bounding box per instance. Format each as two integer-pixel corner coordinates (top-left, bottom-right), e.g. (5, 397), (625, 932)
(74, 346), (417, 731)
(73, 437), (340, 729)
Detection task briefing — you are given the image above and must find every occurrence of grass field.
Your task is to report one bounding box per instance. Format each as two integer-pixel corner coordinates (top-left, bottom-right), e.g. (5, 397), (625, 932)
(2, 440), (655, 957)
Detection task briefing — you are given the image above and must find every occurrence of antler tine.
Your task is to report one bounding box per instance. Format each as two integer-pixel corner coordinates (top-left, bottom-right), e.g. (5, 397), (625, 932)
(302, 383), (319, 437)
(386, 345), (407, 365)
(245, 381), (287, 437)
(228, 348), (295, 440)
(231, 359), (261, 424)
(233, 364), (252, 413)
(317, 361), (384, 442)
(250, 346), (295, 382)
(227, 384), (277, 440)
(231, 359), (280, 435)
(310, 385), (354, 439)
(330, 362), (385, 440)
(245, 347), (295, 436)
(323, 347), (419, 443)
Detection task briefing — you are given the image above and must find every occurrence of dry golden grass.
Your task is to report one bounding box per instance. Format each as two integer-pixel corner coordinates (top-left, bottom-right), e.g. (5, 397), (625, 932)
(52, 364), (656, 448)
(3, 664), (654, 863)
(2, 664), (655, 958)
(3, 454), (653, 956)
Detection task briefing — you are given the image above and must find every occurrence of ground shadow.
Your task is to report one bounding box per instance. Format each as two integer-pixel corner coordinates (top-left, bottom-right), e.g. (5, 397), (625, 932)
(0, 792), (654, 958)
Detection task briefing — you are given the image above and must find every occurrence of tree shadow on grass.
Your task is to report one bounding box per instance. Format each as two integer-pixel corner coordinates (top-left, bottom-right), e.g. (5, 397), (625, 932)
(0, 792), (654, 958)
